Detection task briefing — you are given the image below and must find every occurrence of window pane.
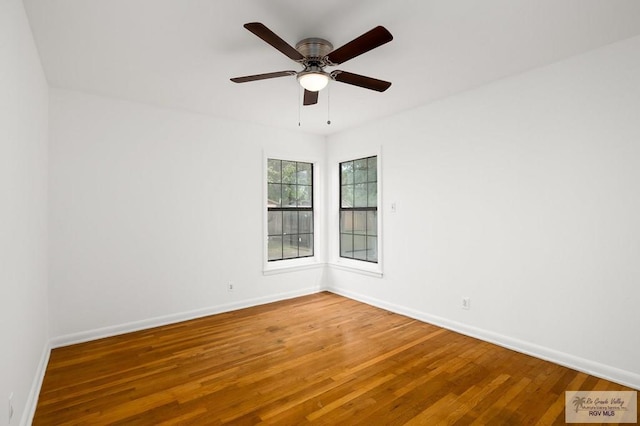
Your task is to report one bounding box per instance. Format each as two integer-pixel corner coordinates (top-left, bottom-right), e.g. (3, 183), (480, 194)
(299, 234), (313, 257)
(341, 211), (353, 233)
(341, 162), (354, 185)
(299, 211), (313, 233)
(368, 157), (377, 182)
(282, 184), (297, 207)
(354, 184), (367, 207)
(268, 211), (282, 236)
(283, 211), (298, 235)
(283, 235), (298, 258)
(367, 211), (377, 236)
(367, 182), (377, 207)
(340, 234), (353, 258)
(353, 211), (366, 235)
(267, 183), (281, 207)
(354, 159), (368, 183)
(268, 236), (282, 261)
(267, 159), (281, 183)
(297, 185), (311, 207)
(353, 235), (367, 260)
(297, 163), (312, 185)
(338, 156), (378, 264)
(282, 161), (297, 184)
(341, 185), (354, 208)
(367, 236), (378, 262)
(267, 159), (314, 263)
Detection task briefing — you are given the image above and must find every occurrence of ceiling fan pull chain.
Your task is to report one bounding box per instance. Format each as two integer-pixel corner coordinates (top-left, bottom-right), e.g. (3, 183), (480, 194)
(327, 85), (331, 125)
(298, 85), (302, 127)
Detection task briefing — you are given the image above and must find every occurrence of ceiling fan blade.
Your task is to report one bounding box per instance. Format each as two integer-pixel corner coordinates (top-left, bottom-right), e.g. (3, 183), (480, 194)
(325, 26), (393, 65)
(230, 71), (296, 83)
(303, 90), (319, 106)
(333, 71), (391, 92)
(244, 22), (305, 62)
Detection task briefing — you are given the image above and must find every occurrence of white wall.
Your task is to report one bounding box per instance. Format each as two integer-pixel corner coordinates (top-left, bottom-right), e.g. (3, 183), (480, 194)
(48, 89), (326, 341)
(0, 1), (50, 424)
(326, 35), (640, 388)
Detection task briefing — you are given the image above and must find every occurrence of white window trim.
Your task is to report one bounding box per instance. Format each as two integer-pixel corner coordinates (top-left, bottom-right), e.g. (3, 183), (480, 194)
(329, 147), (383, 277)
(262, 151), (324, 275)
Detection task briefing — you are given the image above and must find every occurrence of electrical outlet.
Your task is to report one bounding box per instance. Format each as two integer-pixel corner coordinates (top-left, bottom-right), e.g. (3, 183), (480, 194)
(8, 392), (14, 423)
(228, 282), (234, 291)
(462, 297), (471, 310)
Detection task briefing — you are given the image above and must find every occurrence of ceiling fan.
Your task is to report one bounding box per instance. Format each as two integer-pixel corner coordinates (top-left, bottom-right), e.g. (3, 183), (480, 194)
(230, 23), (393, 106)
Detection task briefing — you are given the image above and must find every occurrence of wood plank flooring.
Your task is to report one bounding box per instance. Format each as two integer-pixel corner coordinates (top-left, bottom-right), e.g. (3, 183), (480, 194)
(34, 292), (637, 425)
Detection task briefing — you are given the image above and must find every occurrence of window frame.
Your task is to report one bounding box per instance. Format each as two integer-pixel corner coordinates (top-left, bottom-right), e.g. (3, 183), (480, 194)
(263, 153), (323, 275)
(339, 155), (379, 264)
(332, 150), (383, 277)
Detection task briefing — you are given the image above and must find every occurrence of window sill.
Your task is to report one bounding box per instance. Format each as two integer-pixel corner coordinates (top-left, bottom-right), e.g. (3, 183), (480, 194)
(328, 260), (383, 278)
(263, 258), (324, 275)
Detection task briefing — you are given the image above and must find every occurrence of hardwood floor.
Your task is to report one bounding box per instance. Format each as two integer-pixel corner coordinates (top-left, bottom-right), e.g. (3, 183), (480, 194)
(34, 292), (636, 425)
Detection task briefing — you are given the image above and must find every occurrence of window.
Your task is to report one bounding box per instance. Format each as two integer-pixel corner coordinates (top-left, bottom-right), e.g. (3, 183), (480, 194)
(267, 159), (314, 261)
(340, 156), (377, 262)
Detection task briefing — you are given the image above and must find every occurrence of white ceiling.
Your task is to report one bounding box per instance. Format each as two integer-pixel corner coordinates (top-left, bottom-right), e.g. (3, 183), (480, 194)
(23, 0), (640, 136)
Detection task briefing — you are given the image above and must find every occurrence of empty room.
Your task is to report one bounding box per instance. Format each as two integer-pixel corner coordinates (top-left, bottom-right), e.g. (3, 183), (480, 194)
(2, 0), (640, 424)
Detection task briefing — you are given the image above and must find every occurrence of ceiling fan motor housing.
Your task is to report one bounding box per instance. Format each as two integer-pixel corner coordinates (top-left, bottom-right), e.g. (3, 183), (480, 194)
(295, 38), (333, 68)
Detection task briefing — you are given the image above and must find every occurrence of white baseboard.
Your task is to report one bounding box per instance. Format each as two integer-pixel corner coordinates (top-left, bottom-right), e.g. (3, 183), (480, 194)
(50, 286), (322, 348)
(327, 286), (640, 391)
(22, 341), (51, 426)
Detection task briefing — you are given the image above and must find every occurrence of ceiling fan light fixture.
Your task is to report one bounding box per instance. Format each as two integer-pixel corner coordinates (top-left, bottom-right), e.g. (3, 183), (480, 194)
(298, 70), (330, 92)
